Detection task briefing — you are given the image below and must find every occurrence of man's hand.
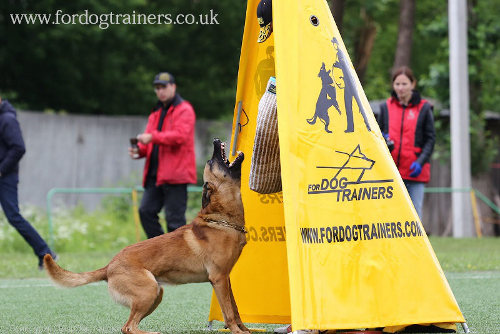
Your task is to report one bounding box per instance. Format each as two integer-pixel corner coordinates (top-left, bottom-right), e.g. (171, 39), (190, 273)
(137, 133), (153, 144)
(409, 161), (422, 177)
(128, 147), (139, 159)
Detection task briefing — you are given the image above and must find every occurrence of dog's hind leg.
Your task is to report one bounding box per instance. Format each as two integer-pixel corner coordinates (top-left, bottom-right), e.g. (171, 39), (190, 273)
(142, 286), (163, 321)
(108, 270), (162, 334)
(210, 274), (250, 334)
(320, 116), (332, 133)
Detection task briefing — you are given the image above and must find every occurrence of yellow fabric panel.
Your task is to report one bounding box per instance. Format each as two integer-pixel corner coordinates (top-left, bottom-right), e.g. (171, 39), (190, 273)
(208, 0), (291, 324)
(273, 0), (464, 330)
(210, 0), (464, 330)
(384, 322), (457, 333)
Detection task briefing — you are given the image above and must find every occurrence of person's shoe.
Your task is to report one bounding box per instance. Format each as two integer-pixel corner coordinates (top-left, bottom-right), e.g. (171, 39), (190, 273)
(274, 326), (320, 334)
(274, 325), (291, 333)
(38, 252), (58, 271)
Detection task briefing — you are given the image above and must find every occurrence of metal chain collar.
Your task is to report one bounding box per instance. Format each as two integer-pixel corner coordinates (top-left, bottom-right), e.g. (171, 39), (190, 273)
(203, 218), (247, 234)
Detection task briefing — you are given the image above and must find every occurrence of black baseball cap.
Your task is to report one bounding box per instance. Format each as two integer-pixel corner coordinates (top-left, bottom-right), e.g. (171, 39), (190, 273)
(257, 0), (272, 43)
(153, 72), (175, 85)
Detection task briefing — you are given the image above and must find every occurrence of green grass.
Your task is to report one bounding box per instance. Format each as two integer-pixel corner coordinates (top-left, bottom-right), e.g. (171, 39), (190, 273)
(0, 278), (218, 333)
(0, 238), (499, 333)
(446, 272), (500, 333)
(429, 237), (500, 272)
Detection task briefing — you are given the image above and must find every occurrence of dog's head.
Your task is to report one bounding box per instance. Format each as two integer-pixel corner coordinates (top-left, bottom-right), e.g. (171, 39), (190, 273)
(202, 139), (244, 210)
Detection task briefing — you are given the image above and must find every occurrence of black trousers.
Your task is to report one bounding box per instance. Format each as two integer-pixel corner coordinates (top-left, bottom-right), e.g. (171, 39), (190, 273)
(139, 178), (188, 238)
(0, 173), (52, 260)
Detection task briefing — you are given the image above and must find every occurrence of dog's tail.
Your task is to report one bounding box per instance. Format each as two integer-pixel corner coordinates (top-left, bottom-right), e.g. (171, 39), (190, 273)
(44, 254), (107, 288)
(307, 115), (317, 124)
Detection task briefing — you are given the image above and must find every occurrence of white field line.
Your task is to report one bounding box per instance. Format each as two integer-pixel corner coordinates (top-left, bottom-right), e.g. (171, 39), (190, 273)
(1, 272), (498, 288)
(446, 271), (500, 280)
(0, 279), (104, 289)
(0, 283), (53, 288)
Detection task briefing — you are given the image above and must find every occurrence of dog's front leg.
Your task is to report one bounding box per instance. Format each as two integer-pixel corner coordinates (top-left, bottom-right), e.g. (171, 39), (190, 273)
(211, 275), (250, 334)
(228, 279), (250, 332)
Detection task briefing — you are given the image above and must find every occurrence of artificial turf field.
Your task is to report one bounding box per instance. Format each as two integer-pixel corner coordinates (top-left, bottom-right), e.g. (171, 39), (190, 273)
(0, 237), (499, 333)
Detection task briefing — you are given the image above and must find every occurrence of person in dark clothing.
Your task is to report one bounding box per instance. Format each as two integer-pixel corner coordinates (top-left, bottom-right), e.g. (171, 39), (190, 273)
(0, 97), (57, 270)
(377, 66), (435, 219)
(129, 72), (196, 238)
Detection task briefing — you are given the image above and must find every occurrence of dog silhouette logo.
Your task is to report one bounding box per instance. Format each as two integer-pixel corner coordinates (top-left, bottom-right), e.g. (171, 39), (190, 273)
(307, 37), (372, 134)
(306, 62), (342, 133)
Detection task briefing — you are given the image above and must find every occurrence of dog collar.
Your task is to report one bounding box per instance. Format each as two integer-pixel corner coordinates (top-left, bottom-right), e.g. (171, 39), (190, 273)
(204, 218), (247, 234)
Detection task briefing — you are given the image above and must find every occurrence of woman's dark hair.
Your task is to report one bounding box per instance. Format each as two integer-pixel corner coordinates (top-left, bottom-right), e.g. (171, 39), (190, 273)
(391, 66), (416, 84)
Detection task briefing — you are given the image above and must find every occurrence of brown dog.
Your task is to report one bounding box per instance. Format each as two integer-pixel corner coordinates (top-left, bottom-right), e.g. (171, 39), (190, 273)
(44, 139), (249, 334)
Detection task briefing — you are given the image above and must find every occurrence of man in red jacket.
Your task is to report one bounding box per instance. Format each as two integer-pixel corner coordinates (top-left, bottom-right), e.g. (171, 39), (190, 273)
(129, 72), (197, 238)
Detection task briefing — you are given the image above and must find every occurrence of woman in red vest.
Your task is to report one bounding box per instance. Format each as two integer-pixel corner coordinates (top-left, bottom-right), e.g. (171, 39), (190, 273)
(377, 66), (435, 219)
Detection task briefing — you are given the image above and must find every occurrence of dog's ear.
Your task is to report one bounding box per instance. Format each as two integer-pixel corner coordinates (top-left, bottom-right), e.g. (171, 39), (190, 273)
(202, 182), (214, 209)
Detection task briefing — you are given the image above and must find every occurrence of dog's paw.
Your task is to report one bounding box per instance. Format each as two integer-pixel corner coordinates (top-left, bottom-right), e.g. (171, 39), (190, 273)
(230, 329), (250, 334)
(122, 327), (161, 334)
(238, 324), (251, 333)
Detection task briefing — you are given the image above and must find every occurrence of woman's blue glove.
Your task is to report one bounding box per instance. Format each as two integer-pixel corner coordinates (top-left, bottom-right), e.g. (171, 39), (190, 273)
(409, 161), (422, 177)
(382, 133), (395, 152)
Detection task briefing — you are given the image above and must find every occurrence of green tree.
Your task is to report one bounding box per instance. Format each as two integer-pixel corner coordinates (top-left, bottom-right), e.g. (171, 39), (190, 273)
(0, 0), (245, 118)
(333, 0), (499, 175)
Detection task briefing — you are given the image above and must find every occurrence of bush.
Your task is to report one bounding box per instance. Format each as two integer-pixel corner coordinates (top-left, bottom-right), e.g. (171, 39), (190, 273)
(0, 190), (203, 253)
